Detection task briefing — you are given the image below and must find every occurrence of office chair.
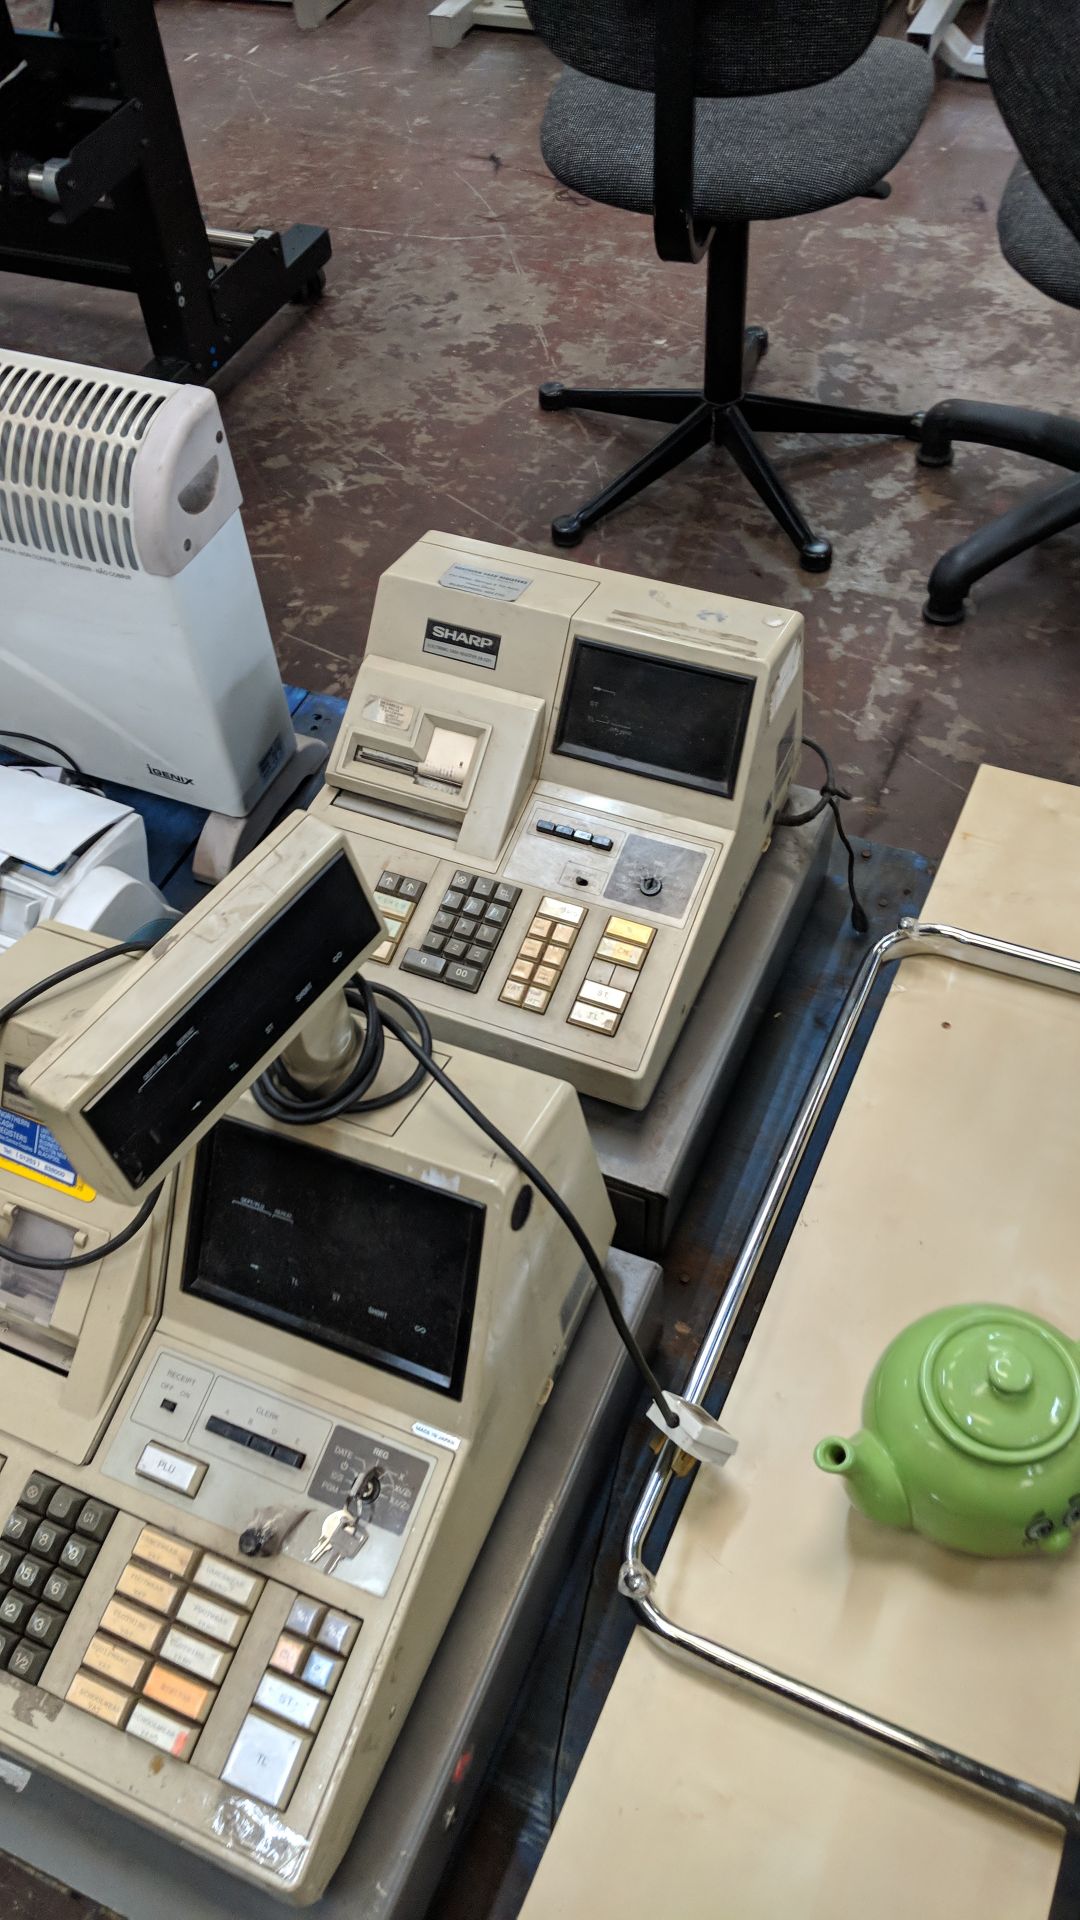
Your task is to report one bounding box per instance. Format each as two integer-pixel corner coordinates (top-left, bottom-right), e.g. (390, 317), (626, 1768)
(525, 1), (935, 569)
(920, 0), (1080, 623)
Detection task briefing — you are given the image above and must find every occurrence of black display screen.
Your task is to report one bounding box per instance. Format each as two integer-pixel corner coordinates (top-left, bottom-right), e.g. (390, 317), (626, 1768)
(554, 637), (754, 798)
(181, 1119), (484, 1397)
(86, 854), (380, 1190)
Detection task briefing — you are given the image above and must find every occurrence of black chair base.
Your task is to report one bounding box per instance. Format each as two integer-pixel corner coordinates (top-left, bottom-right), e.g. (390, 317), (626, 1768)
(539, 226), (923, 569)
(918, 398), (1080, 623)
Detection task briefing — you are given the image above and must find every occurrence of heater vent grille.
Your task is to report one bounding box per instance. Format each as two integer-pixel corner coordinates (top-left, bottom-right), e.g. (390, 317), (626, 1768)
(0, 361), (165, 572)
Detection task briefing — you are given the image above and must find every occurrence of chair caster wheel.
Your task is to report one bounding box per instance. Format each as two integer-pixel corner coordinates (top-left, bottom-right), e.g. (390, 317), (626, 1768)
(539, 382), (567, 412)
(923, 597), (966, 626)
(552, 514), (585, 547)
(292, 269), (326, 307)
(799, 538), (832, 574)
(917, 443), (953, 468)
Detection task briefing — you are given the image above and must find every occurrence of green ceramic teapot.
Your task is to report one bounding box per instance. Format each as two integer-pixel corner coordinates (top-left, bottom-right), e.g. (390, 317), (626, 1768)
(815, 1305), (1080, 1558)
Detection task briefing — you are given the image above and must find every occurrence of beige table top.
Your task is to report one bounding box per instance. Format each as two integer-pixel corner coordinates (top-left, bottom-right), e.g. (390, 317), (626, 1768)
(522, 765), (1080, 1920)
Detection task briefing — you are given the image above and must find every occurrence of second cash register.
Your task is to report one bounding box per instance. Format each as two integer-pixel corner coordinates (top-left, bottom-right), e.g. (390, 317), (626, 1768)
(311, 532), (804, 1108)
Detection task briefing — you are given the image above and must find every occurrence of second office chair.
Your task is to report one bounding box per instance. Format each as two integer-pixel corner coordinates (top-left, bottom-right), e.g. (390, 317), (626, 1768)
(527, 0), (935, 568)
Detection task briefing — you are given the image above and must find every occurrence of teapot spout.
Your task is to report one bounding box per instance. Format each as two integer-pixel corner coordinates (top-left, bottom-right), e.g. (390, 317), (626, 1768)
(814, 1429), (910, 1531)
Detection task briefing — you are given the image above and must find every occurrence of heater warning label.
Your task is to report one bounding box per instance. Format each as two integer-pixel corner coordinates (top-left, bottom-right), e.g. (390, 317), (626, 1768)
(0, 1104), (95, 1202)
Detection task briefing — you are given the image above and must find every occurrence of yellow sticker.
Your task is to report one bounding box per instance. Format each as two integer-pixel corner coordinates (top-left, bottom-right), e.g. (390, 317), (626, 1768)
(0, 1155), (96, 1203)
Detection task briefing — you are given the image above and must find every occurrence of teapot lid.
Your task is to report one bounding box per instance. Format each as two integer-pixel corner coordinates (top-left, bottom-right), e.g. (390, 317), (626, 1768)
(919, 1308), (1080, 1463)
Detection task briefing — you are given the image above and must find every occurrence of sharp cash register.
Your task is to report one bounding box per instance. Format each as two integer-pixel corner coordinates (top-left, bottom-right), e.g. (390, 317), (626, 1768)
(310, 532), (804, 1107)
(0, 814), (613, 1902)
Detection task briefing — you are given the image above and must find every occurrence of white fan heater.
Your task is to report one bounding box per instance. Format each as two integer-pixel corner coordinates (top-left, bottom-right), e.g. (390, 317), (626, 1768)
(0, 352), (319, 863)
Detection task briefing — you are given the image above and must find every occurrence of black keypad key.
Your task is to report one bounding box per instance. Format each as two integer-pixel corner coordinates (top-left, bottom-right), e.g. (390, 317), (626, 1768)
(592, 835), (613, 851)
(0, 1544), (20, 1585)
(45, 1487), (84, 1527)
(431, 910), (455, 933)
(30, 1521), (68, 1564)
(2, 1510), (36, 1549)
(12, 1557), (48, 1597)
(461, 896), (485, 920)
(475, 924), (500, 948)
(19, 1474), (59, 1515)
(8, 1641), (48, 1684)
(397, 876), (425, 901)
(535, 820), (556, 835)
(494, 883), (520, 907)
(484, 903), (510, 927)
(450, 870), (473, 893)
(466, 945), (492, 967)
(377, 871), (399, 894)
(0, 1628), (19, 1668)
(454, 916), (478, 939)
(422, 933), (446, 954)
(400, 949), (447, 980)
(444, 962), (482, 993)
(75, 1499), (116, 1542)
(43, 1568), (83, 1612)
(444, 938), (468, 959)
(471, 877), (495, 899)
(58, 1535), (97, 1577)
(25, 1604), (64, 1649)
(554, 823), (575, 839)
(442, 890), (464, 913)
(247, 1434), (276, 1457)
(0, 1592), (32, 1632)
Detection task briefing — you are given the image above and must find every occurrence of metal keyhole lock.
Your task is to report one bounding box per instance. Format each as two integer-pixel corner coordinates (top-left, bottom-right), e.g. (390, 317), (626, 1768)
(639, 875), (663, 898)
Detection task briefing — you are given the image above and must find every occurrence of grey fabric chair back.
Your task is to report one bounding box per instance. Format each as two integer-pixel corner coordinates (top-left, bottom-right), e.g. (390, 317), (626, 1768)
(985, 0), (1080, 249)
(523, 0), (890, 97)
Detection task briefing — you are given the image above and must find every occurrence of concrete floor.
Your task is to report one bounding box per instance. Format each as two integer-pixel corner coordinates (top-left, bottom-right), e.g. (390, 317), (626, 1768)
(3, 0), (1079, 860)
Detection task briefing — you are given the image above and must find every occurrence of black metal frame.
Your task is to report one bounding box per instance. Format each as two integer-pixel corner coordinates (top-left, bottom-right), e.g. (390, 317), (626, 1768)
(539, 0), (920, 569)
(0, 0), (331, 382)
(918, 399), (1080, 624)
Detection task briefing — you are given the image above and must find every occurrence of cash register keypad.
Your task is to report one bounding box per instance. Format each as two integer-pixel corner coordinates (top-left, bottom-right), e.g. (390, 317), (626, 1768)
(567, 915), (656, 1037)
(222, 1594), (361, 1809)
(499, 897), (587, 1014)
(401, 871), (521, 994)
(65, 1527), (263, 1760)
(0, 1473), (116, 1684)
(369, 871), (428, 965)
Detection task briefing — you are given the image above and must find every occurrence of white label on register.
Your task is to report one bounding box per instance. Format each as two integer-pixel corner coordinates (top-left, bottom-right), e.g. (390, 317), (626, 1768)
(361, 696), (414, 732)
(412, 1421), (461, 1453)
(438, 561), (532, 603)
(768, 638), (801, 722)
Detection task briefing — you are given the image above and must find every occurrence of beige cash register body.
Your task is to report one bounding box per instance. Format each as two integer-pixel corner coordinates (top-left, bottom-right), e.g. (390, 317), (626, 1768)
(0, 815), (612, 1902)
(311, 533), (804, 1107)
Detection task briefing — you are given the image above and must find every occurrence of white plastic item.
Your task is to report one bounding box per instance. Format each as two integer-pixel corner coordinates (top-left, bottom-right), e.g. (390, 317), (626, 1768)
(0, 351), (293, 816)
(0, 766), (178, 950)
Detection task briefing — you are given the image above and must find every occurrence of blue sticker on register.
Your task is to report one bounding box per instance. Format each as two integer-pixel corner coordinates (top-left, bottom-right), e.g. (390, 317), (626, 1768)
(0, 1103), (79, 1187)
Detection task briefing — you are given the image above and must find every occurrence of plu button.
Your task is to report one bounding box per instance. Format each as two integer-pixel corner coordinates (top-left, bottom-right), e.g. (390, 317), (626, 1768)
(136, 1443), (206, 1498)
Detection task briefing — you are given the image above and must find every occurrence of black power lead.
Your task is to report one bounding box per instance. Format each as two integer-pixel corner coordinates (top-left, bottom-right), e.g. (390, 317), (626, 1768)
(0, 730), (94, 787)
(776, 736), (869, 936)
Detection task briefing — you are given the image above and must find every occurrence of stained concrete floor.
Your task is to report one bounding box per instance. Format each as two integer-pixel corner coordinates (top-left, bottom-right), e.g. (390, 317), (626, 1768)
(3, 0), (1080, 860)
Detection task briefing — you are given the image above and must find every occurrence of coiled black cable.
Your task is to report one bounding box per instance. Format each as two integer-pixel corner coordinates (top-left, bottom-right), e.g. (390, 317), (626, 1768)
(776, 736), (868, 935)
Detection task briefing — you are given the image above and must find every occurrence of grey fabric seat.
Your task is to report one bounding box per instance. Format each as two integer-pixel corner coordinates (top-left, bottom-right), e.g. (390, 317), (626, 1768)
(524, 0), (935, 567)
(997, 158), (1080, 311)
(541, 40), (934, 226)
